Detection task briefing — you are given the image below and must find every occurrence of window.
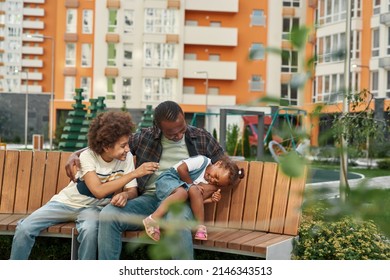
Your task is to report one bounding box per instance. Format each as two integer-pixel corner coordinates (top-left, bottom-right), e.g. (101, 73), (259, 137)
(281, 84), (298, 105)
(373, 0), (381, 15)
(318, 0), (348, 25)
(107, 77), (116, 100)
(66, 9), (77, 33)
(122, 78), (131, 101)
(82, 10), (93, 34)
(318, 33), (345, 63)
(315, 74), (344, 103)
(282, 18), (299, 40)
(124, 10), (134, 33)
(144, 8), (178, 34)
(251, 10), (266, 26)
(210, 21), (221, 27)
(65, 43), (76, 66)
(80, 77), (91, 99)
(144, 43), (177, 68)
(107, 43), (116, 66)
(387, 71), (390, 98)
(371, 71), (378, 96)
(208, 54), (220, 61)
(372, 28), (380, 57)
(387, 27), (390, 55)
(108, 9), (117, 32)
(283, 0), (300, 7)
(249, 75), (264, 92)
(81, 44), (92, 67)
(281, 50), (298, 73)
(250, 43), (265, 60)
(123, 44), (133, 67)
(64, 77), (75, 100)
(143, 77), (173, 102)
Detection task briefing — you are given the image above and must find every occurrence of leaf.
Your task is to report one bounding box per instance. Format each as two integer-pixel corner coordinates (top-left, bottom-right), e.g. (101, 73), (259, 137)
(289, 26), (311, 50)
(279, 151), (306, 178)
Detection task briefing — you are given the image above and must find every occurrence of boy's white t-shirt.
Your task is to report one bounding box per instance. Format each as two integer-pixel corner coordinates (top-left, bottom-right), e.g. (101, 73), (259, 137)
(50, 149), (137, 209)
(173, 155), (211, 184)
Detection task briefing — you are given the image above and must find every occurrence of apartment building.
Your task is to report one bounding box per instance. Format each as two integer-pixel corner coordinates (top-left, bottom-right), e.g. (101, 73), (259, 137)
(6, 0), (388, 148)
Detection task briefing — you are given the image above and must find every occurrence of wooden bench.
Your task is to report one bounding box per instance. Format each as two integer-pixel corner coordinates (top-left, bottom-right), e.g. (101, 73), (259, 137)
(0, 150), (306, 260)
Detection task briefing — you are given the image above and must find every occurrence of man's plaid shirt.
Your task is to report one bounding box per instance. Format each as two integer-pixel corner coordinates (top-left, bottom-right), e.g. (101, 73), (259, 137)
(130, 125), (225, 194)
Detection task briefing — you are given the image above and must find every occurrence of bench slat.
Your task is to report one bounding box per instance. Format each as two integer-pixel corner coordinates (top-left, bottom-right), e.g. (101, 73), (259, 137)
(14, 151), (33, 214)
(269, 170), (291, 234)
(0, 150), (5, 197)
(42, 152), (61, 204)
(228, 161), (249, 229)
(57, 152), (72, 193)
(242, 161), (263, 230)
(284, 171), (306, 235)
(28, 151), (47, 213)
(255, 162), (278, 231)
(0, 150), (19, 213)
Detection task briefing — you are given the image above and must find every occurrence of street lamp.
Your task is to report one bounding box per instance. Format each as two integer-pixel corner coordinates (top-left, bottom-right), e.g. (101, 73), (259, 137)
(15, 69), (29, 149)
(194, 71), (209, 130)
(29, 34), (55, 150)
(194, 71), (209, 112)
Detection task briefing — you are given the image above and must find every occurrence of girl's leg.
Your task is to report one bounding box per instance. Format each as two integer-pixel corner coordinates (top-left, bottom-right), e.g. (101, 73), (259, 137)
(152, 187), (188, 220)
(143, 187), (188, 242)
(188, 186), (208, 240)
(188, 186), (204, 223)
(10, 201), (77, 260)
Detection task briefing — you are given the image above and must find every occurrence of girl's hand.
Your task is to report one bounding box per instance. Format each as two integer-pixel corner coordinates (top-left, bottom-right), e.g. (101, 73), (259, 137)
(134, 162), (159, 177)
(211, 189), (221, 202)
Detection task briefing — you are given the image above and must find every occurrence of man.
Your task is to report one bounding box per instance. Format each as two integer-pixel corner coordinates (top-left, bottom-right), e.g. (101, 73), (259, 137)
(65, 101), (224, 259)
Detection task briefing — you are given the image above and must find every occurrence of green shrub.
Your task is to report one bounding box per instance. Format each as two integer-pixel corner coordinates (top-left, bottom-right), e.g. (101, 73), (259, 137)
(293, 206), (390, 260)
(377, 159), (390, 170)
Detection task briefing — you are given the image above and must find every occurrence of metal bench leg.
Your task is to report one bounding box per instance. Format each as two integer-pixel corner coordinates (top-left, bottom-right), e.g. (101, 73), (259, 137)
(71, 228), (79, 260)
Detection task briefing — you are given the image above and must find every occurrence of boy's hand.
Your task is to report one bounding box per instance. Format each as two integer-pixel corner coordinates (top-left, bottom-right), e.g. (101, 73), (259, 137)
(211, 189), (221, 202)
(134, 162), (159, 177)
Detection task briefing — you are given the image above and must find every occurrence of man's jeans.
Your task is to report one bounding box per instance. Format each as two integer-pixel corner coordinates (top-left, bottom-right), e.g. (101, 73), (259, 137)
(98, 193), (194, 260)
(10, 201), (100, 260)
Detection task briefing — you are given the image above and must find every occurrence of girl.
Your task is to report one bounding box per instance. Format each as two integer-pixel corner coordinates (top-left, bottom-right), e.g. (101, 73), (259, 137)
(143, 155), (244, 241)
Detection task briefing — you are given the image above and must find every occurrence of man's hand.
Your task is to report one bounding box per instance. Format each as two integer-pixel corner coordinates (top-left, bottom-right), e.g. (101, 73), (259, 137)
(65, 153), (81, 182)
(211, 189), (221, 202)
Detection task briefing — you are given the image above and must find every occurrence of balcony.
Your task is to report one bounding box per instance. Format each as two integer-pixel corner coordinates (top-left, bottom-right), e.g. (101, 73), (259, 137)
(22, 46), (43, 55)
(23, 8), (45, 17)
(185, 0), (238, 13)
(380, 12), (390, 26)
(22, 59), (43, 68)
(24, 0), (45, 3)
(184, 60), (237, 80)
(23, 20), (44, 29)
(184, 26), (238, 46)
(379, 57), (390, 70)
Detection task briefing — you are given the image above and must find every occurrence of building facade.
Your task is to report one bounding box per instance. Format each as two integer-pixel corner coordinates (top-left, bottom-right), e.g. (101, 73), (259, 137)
(1, 0), (389, 146)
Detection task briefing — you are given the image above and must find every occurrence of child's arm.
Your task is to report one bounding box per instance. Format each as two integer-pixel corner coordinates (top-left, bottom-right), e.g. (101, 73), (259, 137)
(203, 189), (221, 204)
(83, 162), (159, 199)
(176, 162), (193, 184)
(110, 187), (138, 207)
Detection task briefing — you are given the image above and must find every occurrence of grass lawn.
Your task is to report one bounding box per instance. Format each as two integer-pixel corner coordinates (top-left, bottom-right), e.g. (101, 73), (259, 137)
(310, 162), (389, 178)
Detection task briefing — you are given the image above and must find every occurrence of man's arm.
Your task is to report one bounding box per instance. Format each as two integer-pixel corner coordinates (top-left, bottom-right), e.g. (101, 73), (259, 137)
(65, 147), (88, 182)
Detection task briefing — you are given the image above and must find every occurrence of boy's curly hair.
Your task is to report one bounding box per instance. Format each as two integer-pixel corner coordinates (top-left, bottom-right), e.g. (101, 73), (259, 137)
(88, 111), (134, 155)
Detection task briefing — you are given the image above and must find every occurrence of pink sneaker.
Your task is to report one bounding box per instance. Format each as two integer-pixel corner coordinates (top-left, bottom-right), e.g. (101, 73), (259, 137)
(194, 225), (207, 240)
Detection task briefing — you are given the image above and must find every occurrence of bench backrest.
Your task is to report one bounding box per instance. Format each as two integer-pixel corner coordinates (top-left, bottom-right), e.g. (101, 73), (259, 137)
(0, 150), (306, 236)
(0, 150), (72, 214)
(204, 161), (306, 236)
